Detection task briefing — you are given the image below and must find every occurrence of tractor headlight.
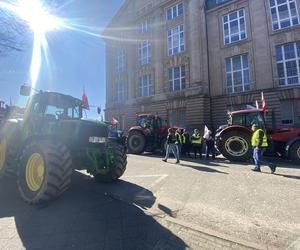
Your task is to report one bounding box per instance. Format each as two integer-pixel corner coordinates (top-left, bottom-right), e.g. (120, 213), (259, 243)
(89, 137), (107, 143)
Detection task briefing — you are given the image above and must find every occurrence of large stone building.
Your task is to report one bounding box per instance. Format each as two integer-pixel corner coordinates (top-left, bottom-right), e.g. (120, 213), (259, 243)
(103, 0), (300, 131)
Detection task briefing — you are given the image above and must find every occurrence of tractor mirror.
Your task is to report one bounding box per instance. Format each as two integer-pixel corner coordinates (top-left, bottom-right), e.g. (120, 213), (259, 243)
(20, 85), (31, 96)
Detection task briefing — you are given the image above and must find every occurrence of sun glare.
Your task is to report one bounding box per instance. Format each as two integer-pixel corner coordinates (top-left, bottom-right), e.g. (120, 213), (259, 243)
(0, 0), (103, 91)
(15, 0), (61, 34)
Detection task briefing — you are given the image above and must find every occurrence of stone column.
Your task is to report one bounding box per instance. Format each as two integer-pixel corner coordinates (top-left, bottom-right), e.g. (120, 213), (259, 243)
(153, 8), (165, 94)
(187, 0), (202, 85)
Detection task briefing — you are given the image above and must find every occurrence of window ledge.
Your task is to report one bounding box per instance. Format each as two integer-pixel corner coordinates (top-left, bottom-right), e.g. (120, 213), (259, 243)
(270, 24), (300, 36)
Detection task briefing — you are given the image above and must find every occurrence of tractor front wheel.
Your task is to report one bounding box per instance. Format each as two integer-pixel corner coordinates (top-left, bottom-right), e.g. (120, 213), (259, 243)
(127, 131), (145, 154)
(218, 131), (252, 162)
(18, 141), (72, 204)
(94, 142), (127, 182)
(290, 141), (300, 163)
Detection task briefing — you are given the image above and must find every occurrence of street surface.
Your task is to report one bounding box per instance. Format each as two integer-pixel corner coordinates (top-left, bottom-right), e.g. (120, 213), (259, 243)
(0, 153), (299, 249)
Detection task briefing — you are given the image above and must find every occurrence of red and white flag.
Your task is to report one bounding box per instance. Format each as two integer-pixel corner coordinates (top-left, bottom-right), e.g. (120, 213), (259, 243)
(261, 92), (266, 112)
(111, 117), (119, 125)
(203, 125), (209, 139)
(82, 89), (90, 110)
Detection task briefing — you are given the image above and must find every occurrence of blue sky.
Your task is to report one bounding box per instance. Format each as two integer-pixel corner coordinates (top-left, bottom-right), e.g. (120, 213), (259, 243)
(0, 0), (124, 118)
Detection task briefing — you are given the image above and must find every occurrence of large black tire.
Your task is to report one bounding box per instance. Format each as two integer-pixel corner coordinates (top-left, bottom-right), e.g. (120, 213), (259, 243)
(289, 141), (300, 163)
(17, 141), (73, 204)
(127, 131), (145, 154)
(0, 136), (16, 179)
(94, 142), (127, 182)
(218, 131), (252, 162)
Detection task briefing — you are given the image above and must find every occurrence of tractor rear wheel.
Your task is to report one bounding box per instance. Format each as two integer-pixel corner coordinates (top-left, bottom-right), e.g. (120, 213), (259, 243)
(0, 136), (16, 179)
(127, 131), (145, 154)
(290, 141), (300, 163)
(94, 142), (127, 182)
(219, 131), (252, 162)
(17, 141), (73, 204)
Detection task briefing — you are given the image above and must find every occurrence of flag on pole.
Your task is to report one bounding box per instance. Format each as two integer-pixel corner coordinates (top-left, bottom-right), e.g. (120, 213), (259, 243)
(203, 125), (209, 139)
(111, 117), (119, 125)
(82, 89), (90, 110)
(261, 92), (266, 112)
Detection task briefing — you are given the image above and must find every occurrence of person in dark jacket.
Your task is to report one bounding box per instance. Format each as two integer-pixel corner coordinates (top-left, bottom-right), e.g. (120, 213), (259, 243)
(162, 128), (180, 163)
(251, 123), (276, 173)
(181, 129), (191, 158)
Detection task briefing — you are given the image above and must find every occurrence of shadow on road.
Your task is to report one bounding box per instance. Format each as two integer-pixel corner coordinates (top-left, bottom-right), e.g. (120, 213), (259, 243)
(179, 163), (228, 174)
(274, 173), (300, 180)
(0, 173), (187, 250)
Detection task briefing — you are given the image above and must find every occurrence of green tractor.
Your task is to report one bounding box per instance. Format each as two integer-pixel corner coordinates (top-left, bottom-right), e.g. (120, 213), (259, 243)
(0, 86), (127, 204)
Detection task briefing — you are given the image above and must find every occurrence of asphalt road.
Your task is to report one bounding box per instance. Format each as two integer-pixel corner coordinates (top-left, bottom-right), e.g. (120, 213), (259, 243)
(92, 153), (300, 249)
(0, 153), (299, 249)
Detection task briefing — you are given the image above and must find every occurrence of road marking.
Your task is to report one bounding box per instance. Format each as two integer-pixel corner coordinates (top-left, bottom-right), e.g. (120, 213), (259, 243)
(287, 237), (300, 250)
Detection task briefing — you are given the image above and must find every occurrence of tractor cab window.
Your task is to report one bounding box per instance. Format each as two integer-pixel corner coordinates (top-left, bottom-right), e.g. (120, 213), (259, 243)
(45, 105), (65, 120)
(44, 105), (81, 120)
(231, 115), (245, 126)
(245, 112), (265, 129)
(139, 117), (152, 128)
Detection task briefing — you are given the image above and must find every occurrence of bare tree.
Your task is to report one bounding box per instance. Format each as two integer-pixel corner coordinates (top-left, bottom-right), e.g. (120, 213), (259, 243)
(0, 8), (29, 55)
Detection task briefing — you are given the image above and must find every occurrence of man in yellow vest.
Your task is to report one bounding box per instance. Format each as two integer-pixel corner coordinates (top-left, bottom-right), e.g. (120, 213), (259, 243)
(251, 123), (276, 173)
(191, 129), (203, 158)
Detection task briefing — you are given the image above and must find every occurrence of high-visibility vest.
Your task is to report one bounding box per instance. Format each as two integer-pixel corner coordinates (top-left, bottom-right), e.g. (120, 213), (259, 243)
(182, 133), (186, 144)
(175, 132), (182, 144)
(191, 133), (202, 145)
(251, 129), (268, 148)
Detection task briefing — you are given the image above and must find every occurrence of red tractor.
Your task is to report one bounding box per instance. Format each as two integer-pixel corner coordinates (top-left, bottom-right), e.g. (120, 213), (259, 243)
(127, 114), (172, 154)
(215, 109), (300, 163)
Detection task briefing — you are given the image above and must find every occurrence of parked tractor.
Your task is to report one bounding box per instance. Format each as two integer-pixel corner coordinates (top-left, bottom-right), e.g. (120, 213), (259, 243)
(0, 86), (127, 204)
(215, 108), (300, 163)
(126, 114), (170, 154)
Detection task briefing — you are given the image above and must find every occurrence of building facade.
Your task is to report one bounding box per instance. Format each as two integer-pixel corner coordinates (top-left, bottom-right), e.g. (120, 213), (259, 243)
(103, 0), (300, 132)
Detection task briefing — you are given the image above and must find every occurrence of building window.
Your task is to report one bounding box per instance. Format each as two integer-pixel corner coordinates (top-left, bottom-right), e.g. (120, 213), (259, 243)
(138, 41), (151, 65)
(168, 109), (185, 127)
(223, 9), (246, 45)
(269, 0), (299, 30)
(280, 100), (294, 124)
(166, 2), (183, 20)
(168, 25), (185, 56)
(276, 42), (300, 86)
(115, 82), (126, 103)
(226, 54), (250, 93)
(139, 75), (153, 97)
(139, 20), (149, 33)
(117, 51), (125, 73)
(169, 66), (186, 91)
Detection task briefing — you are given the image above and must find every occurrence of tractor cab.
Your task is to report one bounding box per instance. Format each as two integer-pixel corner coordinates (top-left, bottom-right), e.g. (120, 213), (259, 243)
(127, 114), (169, 154)
(229, 109), (266, 130)
(136, 114), (166, 137)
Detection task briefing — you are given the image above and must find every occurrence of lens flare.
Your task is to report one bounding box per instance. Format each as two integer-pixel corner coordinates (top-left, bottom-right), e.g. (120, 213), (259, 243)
(0, 0), (120, 92)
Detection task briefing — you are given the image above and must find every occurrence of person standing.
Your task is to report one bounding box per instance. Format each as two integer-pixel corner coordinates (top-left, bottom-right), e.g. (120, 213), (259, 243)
(182, 129), (191, 158)
(162, 128), (180, 163)
(204, 130), (215, 159)
(191, 129), (203, 158)
(175, 128), (183, 158)
(251, 123), (276, 173)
